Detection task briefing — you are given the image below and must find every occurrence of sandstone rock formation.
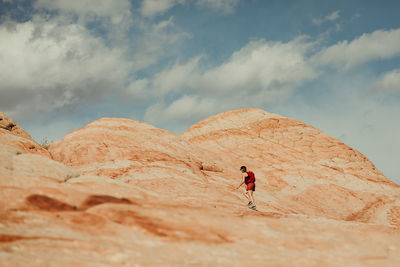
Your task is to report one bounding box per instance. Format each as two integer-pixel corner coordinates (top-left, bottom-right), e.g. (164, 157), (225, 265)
(0, 112), (49, 158)
(180, 109), (400, 224)
(1, 109), (400, 266)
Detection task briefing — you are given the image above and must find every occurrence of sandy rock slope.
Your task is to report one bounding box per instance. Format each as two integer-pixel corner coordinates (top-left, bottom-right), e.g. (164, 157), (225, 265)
(1, 109), (400, 266)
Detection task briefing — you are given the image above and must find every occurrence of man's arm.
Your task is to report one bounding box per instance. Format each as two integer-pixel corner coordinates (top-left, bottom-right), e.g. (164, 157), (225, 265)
(236, 180), (244, 189)
(236, 173), (247, 189)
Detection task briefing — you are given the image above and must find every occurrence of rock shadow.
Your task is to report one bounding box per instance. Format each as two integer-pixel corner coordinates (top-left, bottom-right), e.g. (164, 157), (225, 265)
(26, 194), (77, 212)
(80, 195), (135, 210)
(25, 194), (135, 212)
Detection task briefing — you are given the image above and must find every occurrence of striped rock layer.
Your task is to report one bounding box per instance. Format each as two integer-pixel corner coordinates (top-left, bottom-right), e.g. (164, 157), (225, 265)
(1, 109), (400, 266)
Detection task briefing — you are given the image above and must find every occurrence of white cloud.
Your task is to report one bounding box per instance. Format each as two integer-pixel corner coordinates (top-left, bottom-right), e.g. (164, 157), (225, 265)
(155, 38), (316, 97)
(0, 1), (190, 118)
(140, 0), (241, 17)
(312, 18), (323, 26)
(33, 0), (135, 53)
(144, 96), (218, 125)
(0, 20), (131, 117)
(140, 0), (185, 18)
(152, 56), (202, 95)
(197, 0), (242, 14)
(312, 28), (400, 70)
(325, 10), (340, 21)
(312, 10), (340, 26)
(35, 0), (131, 24)
(126, 78), (151, 101)
(369, 69), (400, 93)
(199, 38), (317, 97)
(335, 23), (342, 32)
(131, 17), (190, 71)
(140, 37), (318, 126)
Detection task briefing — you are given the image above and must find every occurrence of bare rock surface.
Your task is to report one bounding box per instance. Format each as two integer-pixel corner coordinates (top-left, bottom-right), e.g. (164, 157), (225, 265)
(0, 112), (50, 158)
(1, 109), (400, 266)
(180, 109), (400, 224)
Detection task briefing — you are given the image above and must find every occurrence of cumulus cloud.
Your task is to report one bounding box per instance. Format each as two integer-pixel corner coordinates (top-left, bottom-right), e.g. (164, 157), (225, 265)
(140, 0), (185, 18)
(140, 38), (318, 126)
(132, 17), (190, 71)
(0, 20), (131, 117)
(34, 0), (189, 69)
(312, 28), (400, 70)
(0, 0), (191, 119)
(144, 96), (218, 126)
(369, 69), (400, 93)
(198, 39), (317, 97)
(151, 56), (202, 95)
(197, 0), (242, 14)
(33, 0), (134, 45)
(312, 10), (340, 26)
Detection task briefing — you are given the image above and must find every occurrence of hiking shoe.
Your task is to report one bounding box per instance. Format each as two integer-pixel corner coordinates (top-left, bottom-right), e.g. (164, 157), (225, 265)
(247, 201), (253, 206)
(250, 206), (257, 210)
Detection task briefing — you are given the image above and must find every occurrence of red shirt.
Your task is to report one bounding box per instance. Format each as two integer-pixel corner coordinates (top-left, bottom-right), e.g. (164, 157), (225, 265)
(245, 171), (255, 184)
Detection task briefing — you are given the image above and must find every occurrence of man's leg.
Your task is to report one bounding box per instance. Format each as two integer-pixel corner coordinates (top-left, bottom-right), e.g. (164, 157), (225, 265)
(248, 190), (256, 207)
(243, 191), (251, 202)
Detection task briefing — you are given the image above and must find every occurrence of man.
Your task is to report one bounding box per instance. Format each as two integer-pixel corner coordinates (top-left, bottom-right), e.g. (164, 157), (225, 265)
(236, 166), (256, 210)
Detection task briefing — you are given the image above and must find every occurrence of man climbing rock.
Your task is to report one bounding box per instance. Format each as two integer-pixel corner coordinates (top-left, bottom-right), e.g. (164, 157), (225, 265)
(236, 166), (256, 210)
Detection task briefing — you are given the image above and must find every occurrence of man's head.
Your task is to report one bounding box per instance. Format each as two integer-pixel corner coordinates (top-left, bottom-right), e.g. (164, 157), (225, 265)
(240, 166), (247, 172)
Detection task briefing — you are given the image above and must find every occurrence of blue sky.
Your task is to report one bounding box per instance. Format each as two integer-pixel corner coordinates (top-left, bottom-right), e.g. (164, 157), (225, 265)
(0, 0), (399, 183)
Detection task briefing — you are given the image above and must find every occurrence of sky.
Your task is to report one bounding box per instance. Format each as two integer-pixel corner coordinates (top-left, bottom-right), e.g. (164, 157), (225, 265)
(0, 0), (399, 184)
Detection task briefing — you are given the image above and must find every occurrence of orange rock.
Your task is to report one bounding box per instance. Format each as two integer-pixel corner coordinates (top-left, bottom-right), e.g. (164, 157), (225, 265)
(181, 108), (400, 222)
(1, 108), (400, 266)
(0, 112), (31, 139)
(0, 113), (77, 182)
(0, 112), (50, 158)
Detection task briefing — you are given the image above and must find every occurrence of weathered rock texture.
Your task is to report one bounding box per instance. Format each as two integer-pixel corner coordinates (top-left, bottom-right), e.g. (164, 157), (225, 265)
(1, 109), (400, 266)
(180, 109), (400, 224)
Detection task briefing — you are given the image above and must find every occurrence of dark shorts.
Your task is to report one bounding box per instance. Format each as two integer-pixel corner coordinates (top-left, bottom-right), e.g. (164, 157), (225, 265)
(246, 182), (255, 191)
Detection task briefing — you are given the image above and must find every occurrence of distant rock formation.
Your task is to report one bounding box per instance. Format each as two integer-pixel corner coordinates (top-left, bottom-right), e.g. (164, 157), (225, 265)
(0, 112), (49, 157)
(1, 109), (400, 266)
